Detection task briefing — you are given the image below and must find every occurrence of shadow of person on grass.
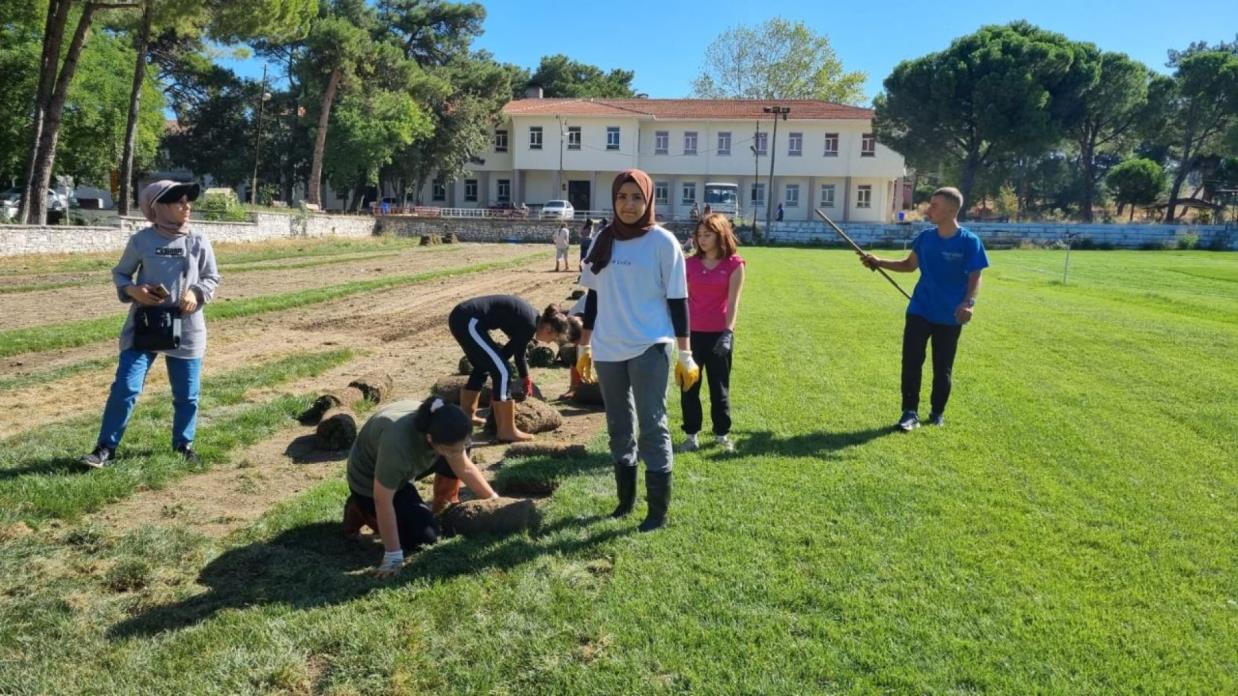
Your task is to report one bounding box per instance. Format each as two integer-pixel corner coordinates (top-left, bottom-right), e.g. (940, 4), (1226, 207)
(723, 426), (897, 461)
(490, 448), (610, 497)
(282, 434), (349, 465)
(108, 513), (628, 639)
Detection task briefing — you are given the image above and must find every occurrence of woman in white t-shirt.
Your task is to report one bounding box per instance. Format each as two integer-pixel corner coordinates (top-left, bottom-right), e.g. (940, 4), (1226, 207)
(576, 169), (698, 532)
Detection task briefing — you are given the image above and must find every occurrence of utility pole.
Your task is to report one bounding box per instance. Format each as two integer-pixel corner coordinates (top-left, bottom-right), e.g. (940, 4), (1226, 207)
(250, 64), (269, 206)
(763, 105), (789, 233)
(557, 116), (565, 200)
(750, 120), (760, 228)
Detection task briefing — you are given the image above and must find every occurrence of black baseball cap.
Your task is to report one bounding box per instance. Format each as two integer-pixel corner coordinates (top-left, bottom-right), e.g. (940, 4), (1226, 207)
(155, 181), (201, 204)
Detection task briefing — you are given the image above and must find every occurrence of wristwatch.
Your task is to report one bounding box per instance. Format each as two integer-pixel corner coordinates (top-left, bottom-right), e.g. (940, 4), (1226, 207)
(965, 298), (976, 308)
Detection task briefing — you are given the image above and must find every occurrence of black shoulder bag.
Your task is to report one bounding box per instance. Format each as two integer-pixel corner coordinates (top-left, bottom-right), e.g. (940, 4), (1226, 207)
(132, 239), (187, 351)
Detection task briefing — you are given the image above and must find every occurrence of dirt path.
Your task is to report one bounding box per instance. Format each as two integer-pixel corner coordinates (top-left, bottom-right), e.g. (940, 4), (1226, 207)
(0, 243), (509, 332)
(89, 266), (605, 540)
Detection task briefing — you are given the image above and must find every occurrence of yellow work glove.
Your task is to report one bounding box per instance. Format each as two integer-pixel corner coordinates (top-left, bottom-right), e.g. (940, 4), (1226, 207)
(576, 344), (595, 383)
(674, 351), (700, 391)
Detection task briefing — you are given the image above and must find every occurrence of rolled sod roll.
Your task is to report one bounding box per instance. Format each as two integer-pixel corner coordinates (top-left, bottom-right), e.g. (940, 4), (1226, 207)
(571, 381), (604, 406)
(297, 386), (366, 425)
(483, 397), (563, 434)
(557, 344), (577, 367)
(315, 408), (357, 450)
(567, 289), (585, 300)
(348, 372), (394, 403)
(458, 355), (473, 375)
(441, 497), (540, 537)
(432, 374), (491, 406)
(527, 345), (556, 368)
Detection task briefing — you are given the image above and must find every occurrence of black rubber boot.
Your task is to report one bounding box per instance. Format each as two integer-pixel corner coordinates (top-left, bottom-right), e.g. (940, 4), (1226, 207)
(611, 463), (637, 518)
(639, 470), (671, 532)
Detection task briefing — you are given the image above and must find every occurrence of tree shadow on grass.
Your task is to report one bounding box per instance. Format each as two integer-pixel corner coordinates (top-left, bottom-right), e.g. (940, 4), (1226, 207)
(723, 426), (898, 461)
(108, 514), (628, 639)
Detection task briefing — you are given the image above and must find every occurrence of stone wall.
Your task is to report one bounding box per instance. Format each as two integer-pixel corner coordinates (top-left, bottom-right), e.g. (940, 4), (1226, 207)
(0, 212), (377, 257)
(377, 216), (566, 242)
(763, 221), (1236, 250)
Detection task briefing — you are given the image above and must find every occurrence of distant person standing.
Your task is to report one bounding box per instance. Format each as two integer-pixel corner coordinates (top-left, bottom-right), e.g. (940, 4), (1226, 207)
(554, 222), (571, 272)
(579, 219), (595, 263)
(859, 187), (990, 431)
(776, 203), (784, 221)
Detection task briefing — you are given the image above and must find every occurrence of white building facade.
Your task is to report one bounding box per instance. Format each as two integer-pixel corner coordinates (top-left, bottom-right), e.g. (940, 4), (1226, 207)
(418, 97), (907, 223)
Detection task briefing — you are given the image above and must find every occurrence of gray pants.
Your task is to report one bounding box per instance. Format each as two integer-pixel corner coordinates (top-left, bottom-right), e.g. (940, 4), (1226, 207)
(594, 343), (673, 473)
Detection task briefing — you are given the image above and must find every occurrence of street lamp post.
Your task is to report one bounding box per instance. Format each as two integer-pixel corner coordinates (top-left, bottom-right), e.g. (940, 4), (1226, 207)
(763, 105), (789, 233)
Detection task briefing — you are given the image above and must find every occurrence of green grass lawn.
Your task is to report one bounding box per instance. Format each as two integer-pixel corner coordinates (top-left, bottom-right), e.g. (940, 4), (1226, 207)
(0, 249), (1234, 694)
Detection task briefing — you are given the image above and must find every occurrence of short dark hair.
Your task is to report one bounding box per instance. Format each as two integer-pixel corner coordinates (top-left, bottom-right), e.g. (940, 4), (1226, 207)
(932, 187), (964, 211)
(412, 396), (472, 446)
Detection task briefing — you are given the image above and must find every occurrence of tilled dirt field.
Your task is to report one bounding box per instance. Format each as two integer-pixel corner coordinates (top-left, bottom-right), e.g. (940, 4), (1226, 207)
(3, 240), (607, 538)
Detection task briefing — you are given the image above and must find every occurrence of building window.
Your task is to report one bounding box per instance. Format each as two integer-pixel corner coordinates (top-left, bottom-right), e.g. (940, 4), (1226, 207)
(785, 184), (800, 207)
(861, 133), (875, 157)
(464, 179), (478, 202)
(529, 126), (542, 150)
(750, 182), (766, 206)
(655, 131), (668, 155)
(567, 126), (581, 150)
(820, 184), (836, 207)
(788, 132), (803, 157)
(681, 182), (697, 205)
(606, 126), (620, 150)
(494, 130), (508, 152)
(497, 179), (510, 202)
(857, 185), (872, 208)
(717, 131), (731, 156)
(754, 132), (768, 156)
(683, 131), (698, 155)
(432, 180), (446, 201)
(655, 181), (669, 205)
(823, 133), (838, 157)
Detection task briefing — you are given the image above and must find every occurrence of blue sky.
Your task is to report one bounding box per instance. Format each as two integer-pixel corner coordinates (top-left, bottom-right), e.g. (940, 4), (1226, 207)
(222, 0), (1237, 103)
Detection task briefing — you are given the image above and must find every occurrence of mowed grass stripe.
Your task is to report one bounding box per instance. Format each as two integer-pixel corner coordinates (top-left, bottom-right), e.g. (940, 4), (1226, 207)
(0, 251), (546, 358)
(0, 348), (354, 523)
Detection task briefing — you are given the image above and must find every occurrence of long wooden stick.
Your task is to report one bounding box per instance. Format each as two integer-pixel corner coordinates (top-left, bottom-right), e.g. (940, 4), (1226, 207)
(814, 208), (912, 300)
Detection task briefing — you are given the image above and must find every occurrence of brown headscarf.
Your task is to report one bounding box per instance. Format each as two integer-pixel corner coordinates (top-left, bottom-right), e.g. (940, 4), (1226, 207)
(139, 180), (194, 239)
(587, 169), (657, 274)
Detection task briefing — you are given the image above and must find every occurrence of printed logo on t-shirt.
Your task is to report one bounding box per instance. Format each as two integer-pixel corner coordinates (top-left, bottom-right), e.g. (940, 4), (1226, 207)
(156, 247), (185, 257)
(610, 258), (633, 267)
(941, 251), (963, 262)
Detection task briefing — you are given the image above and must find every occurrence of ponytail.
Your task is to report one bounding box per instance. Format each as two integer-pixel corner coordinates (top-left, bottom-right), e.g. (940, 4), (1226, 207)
(539, 303), (569, 337)
(412, 395), (472, 445)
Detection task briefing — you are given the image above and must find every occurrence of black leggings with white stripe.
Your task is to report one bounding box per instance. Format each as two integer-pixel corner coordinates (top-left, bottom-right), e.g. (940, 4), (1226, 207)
(449, 306), (515, 401)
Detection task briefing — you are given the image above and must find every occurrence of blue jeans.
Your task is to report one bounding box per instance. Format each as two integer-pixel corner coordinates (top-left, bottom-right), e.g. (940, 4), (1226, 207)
(96, 348), (202, 451)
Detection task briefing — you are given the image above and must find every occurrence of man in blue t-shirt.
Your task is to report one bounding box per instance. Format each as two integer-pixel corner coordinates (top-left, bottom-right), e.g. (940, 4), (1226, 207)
(859, 187), (990, 431)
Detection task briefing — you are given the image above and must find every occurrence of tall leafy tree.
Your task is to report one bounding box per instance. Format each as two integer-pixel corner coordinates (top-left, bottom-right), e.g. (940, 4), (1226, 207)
(691, 19), (864, 104)
(874, 22), (1086, 216)
(529, 54), (636, 98)
(19, 0), (142, 224)
(1057, 47), (1155, 221)
(1107, 158), (1166, 220)
(1158, 50), (1238, 222)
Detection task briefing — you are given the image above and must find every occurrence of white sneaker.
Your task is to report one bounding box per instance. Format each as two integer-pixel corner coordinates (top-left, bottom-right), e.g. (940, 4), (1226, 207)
(715, 435), (735, 452)
(676, 434), (699, 452)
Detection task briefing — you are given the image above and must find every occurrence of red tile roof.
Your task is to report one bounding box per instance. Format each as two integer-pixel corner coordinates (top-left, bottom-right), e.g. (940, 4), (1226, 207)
(502, 98), (873, 121)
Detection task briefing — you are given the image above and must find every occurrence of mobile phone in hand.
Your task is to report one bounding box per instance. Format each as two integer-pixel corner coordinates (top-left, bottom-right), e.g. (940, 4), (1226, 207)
(150, 283), (170, 300)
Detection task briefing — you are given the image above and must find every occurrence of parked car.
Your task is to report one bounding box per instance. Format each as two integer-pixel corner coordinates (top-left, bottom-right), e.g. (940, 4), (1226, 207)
(0, 188), (67, 219)
(540, 199), (575, 220)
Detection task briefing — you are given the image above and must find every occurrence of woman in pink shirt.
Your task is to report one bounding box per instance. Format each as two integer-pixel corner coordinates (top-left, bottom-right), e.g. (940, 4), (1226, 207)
(679, 213), (745, 452)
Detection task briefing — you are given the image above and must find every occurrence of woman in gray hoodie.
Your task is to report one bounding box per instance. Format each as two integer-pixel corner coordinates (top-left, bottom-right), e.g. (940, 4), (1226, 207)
(80, 180), (221, 468)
